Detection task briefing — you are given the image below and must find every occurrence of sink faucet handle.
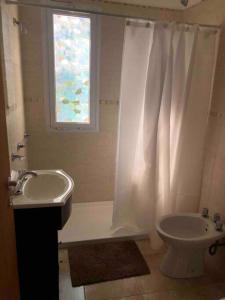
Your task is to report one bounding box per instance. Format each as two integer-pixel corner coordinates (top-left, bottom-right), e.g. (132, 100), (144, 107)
(18, 169), (26, 176)
(213, 213), (221, 223)
(8, 177), (19, 196)
(8, 178), (17, 187)
(202, 208), (209, 218)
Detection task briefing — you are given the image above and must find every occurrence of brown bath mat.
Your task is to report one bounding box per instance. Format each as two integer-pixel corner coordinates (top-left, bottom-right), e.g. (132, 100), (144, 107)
(68, 240), (150, 287)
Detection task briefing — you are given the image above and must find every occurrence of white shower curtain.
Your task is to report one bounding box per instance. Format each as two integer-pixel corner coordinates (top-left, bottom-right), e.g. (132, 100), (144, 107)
(112, 21), (219, 248)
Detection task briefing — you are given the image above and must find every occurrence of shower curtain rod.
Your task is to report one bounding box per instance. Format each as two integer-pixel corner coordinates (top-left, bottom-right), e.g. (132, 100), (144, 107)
(5, 0), (220, 30)
(126, 19), (219, 31)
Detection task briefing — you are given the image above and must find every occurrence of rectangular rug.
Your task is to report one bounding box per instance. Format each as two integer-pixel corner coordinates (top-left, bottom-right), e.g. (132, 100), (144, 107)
(68, 240), (150, 287)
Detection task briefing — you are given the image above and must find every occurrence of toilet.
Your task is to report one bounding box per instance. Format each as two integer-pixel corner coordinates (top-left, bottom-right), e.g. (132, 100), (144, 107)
(156, 213), (225, 278)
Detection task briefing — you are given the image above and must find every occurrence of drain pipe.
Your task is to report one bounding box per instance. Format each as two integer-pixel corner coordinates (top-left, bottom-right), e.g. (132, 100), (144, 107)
(209, 240), (225, 256)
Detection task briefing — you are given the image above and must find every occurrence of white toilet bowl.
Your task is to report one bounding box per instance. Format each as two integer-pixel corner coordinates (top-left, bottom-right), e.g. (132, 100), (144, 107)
(156, 213), (225, 278)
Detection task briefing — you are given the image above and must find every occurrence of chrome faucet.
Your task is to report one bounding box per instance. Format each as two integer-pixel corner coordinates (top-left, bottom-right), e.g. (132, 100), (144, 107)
(8, 170), (38, 195)
(18, 170), (38, 180)
(11, 153), (25, 161)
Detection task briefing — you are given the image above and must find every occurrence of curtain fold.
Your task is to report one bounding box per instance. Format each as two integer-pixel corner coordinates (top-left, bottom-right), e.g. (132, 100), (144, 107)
(112, 22), (219, 248)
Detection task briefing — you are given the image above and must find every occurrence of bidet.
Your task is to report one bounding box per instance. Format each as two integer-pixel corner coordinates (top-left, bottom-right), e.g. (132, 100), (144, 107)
(156, 213), (225, 278)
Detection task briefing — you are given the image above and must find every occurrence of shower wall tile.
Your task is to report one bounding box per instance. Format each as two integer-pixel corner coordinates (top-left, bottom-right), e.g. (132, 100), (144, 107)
(20, 7), (121, 203)
(19, 4), (181, 204)
(100, 16), (125, 101)
(200, 116), (225, 218)
(184, 2), (225, 222)
(183, 0), (225, 26)
(199, 31), (225, 220)
(1, 2), (27, 171)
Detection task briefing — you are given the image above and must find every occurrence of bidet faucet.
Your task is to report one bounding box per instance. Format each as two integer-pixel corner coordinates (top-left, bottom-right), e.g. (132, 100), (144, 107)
(213, 213), (221, 223)
(202, 208), (209, 218)
(215, 220), (223, 232)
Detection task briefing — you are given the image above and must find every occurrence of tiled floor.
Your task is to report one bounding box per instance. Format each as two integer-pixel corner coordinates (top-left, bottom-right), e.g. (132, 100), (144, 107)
(59, 239), (225, 300)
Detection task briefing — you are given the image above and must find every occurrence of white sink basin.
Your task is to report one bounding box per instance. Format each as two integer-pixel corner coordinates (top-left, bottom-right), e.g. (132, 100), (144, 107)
(12, 170), (74, 209)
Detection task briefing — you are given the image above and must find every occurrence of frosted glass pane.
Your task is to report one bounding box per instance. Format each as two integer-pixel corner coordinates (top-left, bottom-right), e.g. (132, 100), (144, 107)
(53, 14), (90, 123)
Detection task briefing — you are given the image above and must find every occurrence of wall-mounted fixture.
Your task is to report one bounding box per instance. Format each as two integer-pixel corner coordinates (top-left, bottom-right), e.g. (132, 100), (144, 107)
(11, 153), (25, 161)
(24, 132), (30, 138)
(181, 0), (188, 7)
(201, 207), (209, 218)
(17, 143), (26, 151)
(13, 17), (28, 34)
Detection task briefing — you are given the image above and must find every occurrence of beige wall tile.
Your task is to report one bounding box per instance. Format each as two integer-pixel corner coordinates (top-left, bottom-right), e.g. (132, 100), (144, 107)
(183, 2), (225, 268)
(20, 5), (179, 204)
(99, 16), (124, 101)
(1, 2), (27, 171)
(183, 0), (225, 25)
(20, 7), (121, 203)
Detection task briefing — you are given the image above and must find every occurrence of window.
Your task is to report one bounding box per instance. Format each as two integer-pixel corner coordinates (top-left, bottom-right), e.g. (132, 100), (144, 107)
(47, 10), (99, 131)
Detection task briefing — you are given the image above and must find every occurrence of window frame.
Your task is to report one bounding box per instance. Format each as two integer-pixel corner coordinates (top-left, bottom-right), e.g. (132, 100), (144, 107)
(46, 9), (99, 132)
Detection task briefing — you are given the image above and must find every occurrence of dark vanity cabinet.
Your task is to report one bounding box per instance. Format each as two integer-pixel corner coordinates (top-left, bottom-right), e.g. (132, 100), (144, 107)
(14, 197), (71, 300)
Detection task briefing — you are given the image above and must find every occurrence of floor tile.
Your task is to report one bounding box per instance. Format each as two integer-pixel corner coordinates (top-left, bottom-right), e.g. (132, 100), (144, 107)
(136, 240), (153, 257)
(142, 291), (175, 300)
(143, 253), (164, 271)
(85, 277), (140, 300)
(186, 273), (215, 289)
(197, 283), (225, 300)
(171, 288), (208, 300)
(136, 240), (165, 258)
(59, 243), (225, 300)
(59, 249), (70, 272)
(115, 296), (144, 300)
(136, 269), (189, 294)
(59, 249), (85, 300)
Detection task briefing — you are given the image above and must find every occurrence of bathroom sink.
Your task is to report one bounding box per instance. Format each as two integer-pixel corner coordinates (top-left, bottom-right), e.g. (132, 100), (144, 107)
(12, 170), (74, 209)
(13, 170), (74, 299)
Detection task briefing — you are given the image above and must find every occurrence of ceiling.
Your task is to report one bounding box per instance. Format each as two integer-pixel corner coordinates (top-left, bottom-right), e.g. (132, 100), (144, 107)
(113, 0), (204, 10)
(6, 0), (205, 10)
